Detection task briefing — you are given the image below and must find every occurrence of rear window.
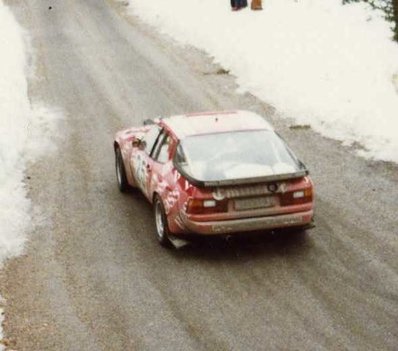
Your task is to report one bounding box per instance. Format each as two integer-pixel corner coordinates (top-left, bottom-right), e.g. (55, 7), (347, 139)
(176, 130), (303, 182)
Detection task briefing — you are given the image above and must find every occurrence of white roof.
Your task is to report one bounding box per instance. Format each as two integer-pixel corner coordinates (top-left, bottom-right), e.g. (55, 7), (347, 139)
(162, 110), (274, 139)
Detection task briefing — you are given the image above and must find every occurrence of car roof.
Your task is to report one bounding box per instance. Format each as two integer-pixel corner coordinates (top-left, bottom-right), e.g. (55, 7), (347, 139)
(159, 110), (274, 139)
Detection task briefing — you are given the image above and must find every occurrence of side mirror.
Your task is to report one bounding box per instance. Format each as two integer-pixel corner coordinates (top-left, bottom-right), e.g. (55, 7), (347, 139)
(139, 140), (146, 150)
(132, 138), (146, 150)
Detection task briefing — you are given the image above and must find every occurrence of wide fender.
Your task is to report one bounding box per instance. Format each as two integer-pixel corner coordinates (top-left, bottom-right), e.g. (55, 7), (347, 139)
(114, 126), (149, 187)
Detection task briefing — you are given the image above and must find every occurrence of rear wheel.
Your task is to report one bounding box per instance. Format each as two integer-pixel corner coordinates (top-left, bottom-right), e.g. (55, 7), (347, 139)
(154, 196), (172, 248)
(115, 147), (129, 192)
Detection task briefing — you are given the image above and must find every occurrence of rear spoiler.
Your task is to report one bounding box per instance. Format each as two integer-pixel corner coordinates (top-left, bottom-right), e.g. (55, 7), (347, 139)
(175, 162), (309, 188)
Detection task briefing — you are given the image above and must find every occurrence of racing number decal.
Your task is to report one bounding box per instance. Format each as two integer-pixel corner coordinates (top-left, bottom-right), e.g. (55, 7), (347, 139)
(132, 153), (147, 192)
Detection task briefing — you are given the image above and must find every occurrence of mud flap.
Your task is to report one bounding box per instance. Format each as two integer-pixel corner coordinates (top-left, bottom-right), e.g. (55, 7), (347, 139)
(304, 219), (316, 230)
(168, 236), (190, 249)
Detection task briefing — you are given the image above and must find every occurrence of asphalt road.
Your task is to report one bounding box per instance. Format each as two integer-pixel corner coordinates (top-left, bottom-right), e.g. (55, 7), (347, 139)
(2, 1), (398, 350)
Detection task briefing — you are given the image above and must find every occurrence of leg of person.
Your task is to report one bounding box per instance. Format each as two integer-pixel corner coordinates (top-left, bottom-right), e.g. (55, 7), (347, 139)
(251, 0), (263, 10)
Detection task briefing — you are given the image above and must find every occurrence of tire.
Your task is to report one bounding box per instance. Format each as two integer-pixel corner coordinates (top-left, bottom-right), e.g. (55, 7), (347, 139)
(154, 196), (172, 248)
(115, 147), (129, 192)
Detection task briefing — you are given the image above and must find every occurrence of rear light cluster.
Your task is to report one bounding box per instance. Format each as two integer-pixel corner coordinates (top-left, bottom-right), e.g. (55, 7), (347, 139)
(186, 198), (228, 214)
(280, 188), (313, 206)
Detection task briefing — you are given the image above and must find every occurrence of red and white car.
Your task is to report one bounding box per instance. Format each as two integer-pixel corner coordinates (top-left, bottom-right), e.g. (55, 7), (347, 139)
(114, 111), (314, 247)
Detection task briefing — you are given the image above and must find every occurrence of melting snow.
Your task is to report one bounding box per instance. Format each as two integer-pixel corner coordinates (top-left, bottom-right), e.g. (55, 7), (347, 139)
(127, 0), (398, 163)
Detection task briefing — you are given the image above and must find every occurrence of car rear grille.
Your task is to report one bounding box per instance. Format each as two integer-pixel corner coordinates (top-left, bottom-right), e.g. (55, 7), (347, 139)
(213, 183), (284, 199)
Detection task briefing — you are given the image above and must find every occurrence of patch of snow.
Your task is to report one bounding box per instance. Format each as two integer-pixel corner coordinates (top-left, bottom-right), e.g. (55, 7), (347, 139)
(126, 0), (398, 163)
(0, 1), (31, 267)
(0, 1), (60, 266)
(0, 2), (60, 346)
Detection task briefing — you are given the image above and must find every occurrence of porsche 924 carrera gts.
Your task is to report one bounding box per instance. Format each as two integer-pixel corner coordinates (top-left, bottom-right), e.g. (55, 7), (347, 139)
(114, 111), (314, 246)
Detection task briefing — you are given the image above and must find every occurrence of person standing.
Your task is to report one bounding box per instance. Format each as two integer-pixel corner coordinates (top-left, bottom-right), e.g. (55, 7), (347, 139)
(251, 0), (262, 10)
(231, 0), (248, 11)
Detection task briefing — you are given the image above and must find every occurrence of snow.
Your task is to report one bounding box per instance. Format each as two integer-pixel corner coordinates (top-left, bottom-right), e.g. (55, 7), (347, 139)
(0, 3), (59, 266)
(0, 3), (60, 345)
(126, 0), (398, 163)
(0, 1), (31, 269)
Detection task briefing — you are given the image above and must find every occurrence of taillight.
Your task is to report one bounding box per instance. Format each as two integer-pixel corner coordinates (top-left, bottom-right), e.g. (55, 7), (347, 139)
(280, 188), (313, 206)
(186, 198), (228, 214)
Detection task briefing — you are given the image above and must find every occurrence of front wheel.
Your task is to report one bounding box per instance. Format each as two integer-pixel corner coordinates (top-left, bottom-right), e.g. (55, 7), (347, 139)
(115, 148), (129, 192)
(154, 196), (172, 248)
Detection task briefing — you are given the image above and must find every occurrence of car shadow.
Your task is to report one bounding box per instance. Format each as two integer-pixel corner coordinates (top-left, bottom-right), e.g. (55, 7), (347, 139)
(169, 229), (314, 262)
(117, 186), (314, 262)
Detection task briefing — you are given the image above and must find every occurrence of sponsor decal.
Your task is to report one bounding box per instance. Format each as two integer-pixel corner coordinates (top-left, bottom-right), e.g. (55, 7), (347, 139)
(132, 153), (147, 192)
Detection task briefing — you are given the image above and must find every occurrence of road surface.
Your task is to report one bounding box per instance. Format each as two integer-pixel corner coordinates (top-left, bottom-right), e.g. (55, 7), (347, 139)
(2, 0), (398, 350)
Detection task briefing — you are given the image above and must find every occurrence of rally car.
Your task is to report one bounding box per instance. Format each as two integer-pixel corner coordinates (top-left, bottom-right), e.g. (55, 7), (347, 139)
(114, 111), (314, 247)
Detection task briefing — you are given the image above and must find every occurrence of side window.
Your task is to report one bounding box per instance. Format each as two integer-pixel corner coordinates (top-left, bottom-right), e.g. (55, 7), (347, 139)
(153, 133), (172, 163)
(175, 144), (187, 165)
(143, 125), (161, 155)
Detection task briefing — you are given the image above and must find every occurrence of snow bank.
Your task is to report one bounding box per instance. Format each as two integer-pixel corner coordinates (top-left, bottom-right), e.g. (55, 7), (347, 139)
(0, 3), (59, 347)
(127, 0), (398, 163)
(0, 2), (58, 267)
(0, 2), (32, 266)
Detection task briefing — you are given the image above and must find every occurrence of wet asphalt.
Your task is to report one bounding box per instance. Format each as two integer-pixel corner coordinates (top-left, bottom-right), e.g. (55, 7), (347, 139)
(2, 0), (398, 350)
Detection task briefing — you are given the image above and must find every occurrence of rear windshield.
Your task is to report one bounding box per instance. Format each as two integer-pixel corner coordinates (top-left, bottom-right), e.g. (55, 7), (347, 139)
(175, 130), (303, 182)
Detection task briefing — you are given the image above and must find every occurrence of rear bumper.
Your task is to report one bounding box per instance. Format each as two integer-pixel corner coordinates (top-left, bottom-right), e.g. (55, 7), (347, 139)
(180, 210), (314, 235)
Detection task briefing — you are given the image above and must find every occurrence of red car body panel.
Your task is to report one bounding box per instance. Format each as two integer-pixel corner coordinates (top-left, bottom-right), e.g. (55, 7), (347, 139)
(114, 111), (314, 236)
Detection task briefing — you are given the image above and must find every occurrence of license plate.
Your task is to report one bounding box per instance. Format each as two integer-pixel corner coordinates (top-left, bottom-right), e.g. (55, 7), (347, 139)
(234, 197), (273, 210)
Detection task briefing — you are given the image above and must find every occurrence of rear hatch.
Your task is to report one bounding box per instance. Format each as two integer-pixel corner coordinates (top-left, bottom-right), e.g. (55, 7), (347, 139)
(175, 129), (313, 220)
